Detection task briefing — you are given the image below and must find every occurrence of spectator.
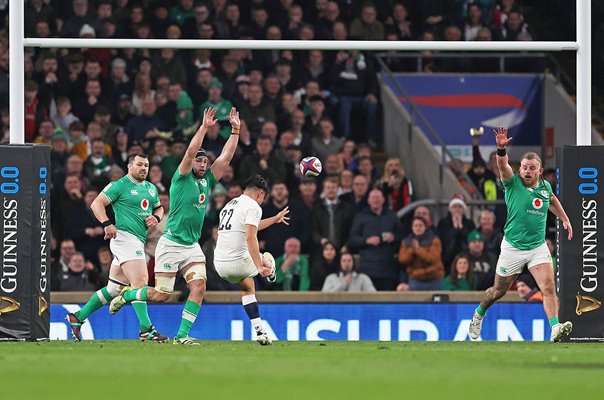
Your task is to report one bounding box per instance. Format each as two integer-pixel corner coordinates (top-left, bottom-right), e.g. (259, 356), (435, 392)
(337, 169), (354, 197)
(328, 50), (378, 143)
(131, 72), (155, 116)
(466, 230), (497, 291)
(182, 2), (211, 38)
(64, 187), (106, 264)
(34, 52), (67, 109)
(95, 246), (112, 289)
(33, 118), (56, 145)
(83, 138), (113, 185)
(419, 0), (456, 33)
(356, 155), (377, 187)
(56, 251), (96, 292)
(200, 78), (234, 139)
(272, 238), (310, 291)
(311, 177), (355, 253)
(237, 135), (286, 185)
(379, 157), (414, 212)
(72, 78), (112, 125)
(311, 118), (344, 164)
(322, 252), (376, 292)
(152, 48), (187, 88)
(61, 0), (95, 38)
(214, 3), (246, 39)
(494, 10), (535, 41)
(399, 216), (445, 291)
(516, 274), (543, 303)
(339, 173), (369, 216)
(24, 79), (48, 142)
(50, 132), (70, 179)
(348, 189), (403, 290)
(437, 194), (476, 270)
(442, 252), (475, 291)
(477, 209), (503, 256)
(385, 3), (414, 40)
(50, 239), (76, 291)
(462, 3), (486, 41)
(239, 83), (276, 139)
(310, 240), (339, 291)
(125, 96), (167, 143)
(171, 0), (195, 28)
(51, 97), (80, 141)
(349, 3), (384, 41)
(259, 181), (310, 257)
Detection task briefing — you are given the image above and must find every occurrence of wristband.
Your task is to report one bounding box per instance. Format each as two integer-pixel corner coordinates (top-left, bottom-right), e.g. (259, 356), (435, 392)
(152, 214), (161, 223)
(496, 147), (506, 157)
(231, 128), (240, 135)
(101, 220), (113, 228)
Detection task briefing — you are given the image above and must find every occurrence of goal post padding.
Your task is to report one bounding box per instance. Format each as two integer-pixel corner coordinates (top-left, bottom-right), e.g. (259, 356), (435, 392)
(0, 144), (51, 341)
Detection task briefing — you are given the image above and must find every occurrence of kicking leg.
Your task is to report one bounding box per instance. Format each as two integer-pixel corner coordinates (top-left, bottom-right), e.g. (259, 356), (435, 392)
(238, 277), (271, 345)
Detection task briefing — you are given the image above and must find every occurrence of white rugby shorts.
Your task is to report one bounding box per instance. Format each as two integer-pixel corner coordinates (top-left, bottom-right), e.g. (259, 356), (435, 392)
(110, 230), (146, 265)
(154, 236), (206, 277)
(214, 254), (258, 284)
(496, 237), (552, 277)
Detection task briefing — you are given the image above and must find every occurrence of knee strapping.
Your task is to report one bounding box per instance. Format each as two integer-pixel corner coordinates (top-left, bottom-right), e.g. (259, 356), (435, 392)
(155, 276), (176, 294)
(183, 263), (206, 283)
(107, 278), (127, 297)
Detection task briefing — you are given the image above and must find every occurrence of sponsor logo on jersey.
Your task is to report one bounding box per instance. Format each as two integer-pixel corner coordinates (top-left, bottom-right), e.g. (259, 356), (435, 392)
(532, 198), (544, 209)
(499, 266), (507, 274)
(141, 198), (149, 210)
(131, 190), (139, 196)
(163, 263), (171, 270)
(199, 193), (206, 203)
(136, 250), (143, 256)
(200, 179), (207, 187)
(149, 188), (156, 197)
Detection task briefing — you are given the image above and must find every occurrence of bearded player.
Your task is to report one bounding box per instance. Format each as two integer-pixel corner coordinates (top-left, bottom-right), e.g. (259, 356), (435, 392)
(469, 126), (573, 342)
(110, 107), (240, 345)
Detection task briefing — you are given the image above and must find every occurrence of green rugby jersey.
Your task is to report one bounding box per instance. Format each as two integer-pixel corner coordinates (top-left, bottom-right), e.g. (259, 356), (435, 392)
(102, 175), (160, 244)
(163, 169), (216, 246)
(502, 173), (552, 250)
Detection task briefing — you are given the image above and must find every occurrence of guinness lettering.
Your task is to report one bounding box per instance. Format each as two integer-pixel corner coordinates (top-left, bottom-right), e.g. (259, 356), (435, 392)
(39, 198), (48, 292)
(1, 198), (18, 293)
(581, 199), (598, 292)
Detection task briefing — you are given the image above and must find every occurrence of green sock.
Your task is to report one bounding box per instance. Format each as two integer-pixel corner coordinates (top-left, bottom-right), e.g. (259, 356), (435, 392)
(548, 317), (559, 328)
(75, 287), (113, 321)
(475, 306), (486, 317)
(124, 287), (149, 303)
(132, 301), (152, 332)
(176, 300), (201, 339)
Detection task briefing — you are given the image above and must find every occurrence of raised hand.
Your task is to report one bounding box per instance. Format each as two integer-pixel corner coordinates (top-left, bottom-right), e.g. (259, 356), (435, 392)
(276, 206), (290, 225)
(227, 107), (240, 130)
(202, 107), (218, 128)
(493, 126), (512, 149)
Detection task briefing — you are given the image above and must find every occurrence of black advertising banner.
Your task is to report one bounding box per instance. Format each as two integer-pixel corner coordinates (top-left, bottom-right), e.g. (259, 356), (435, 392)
(0, 144), (50, 341)
(556, 146), (604, 342)
(32, 145), (51, 340)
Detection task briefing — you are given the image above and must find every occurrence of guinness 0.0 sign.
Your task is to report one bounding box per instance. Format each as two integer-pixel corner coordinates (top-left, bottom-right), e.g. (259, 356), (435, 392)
(0, 145), (50, 341)
(556, 146), (604, 342)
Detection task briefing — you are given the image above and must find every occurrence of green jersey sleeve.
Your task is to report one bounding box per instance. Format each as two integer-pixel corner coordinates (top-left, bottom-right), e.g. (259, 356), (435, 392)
(102, 180), (122, 203)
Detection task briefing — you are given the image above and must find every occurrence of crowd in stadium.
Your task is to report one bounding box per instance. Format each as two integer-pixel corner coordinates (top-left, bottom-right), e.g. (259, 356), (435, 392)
(2, 0), (561, 296)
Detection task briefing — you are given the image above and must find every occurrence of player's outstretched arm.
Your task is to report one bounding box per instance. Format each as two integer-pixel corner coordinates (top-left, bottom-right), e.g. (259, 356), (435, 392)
(549, 195), (573, 240)
(246, 224), (271, 276)
(91, 193), (116, 239)
(211, 107), (240, 181)
(178, 107), (217, 176)
(493, 126), (514, 181)
(258, 206), (290, 231)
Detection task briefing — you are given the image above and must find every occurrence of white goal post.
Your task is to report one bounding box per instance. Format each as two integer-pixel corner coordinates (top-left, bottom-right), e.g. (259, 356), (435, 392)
(9, 0), (591, 146)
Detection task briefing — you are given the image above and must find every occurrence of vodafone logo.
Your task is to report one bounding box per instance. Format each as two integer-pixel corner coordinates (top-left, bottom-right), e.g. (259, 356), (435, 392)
(532, 198), (544, 209)
(199, 193), (206, 203)
(141, 198), (149, 210)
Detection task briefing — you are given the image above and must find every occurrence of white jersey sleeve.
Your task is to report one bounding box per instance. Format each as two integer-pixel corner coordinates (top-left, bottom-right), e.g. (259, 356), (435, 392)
(214, 195), (262, 262)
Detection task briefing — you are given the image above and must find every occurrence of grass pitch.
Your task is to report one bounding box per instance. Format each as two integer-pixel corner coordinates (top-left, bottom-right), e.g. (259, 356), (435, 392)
(1, 341), (603, 400)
